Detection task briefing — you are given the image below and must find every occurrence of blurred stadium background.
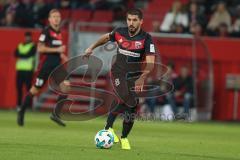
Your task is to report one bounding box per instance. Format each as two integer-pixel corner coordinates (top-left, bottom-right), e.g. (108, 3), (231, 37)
(1, 0), (240, 121)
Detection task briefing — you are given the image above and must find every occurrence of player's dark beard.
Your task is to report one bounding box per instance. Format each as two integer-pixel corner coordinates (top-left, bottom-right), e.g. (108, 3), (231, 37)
(128, 26), (140, 36)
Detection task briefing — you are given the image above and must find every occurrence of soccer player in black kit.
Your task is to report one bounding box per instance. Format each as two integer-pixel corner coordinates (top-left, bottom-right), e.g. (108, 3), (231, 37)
(84, 9), (156, 150)
(17, 9), (70, 127)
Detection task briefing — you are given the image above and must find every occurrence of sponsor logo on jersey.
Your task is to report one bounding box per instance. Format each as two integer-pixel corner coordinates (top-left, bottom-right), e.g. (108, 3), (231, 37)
(135, 41), (142, 49)
(119, 48), (141, 57)
(50, 30), (62, 40)
(52, 40), (62, 45)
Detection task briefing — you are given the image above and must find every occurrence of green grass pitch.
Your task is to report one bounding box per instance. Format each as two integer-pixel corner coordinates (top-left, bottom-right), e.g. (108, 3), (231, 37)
(0, 110), (240, 160)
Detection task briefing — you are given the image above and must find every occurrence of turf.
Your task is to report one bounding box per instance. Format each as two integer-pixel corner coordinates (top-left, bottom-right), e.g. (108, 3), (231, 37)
(0, 110), (240, 160)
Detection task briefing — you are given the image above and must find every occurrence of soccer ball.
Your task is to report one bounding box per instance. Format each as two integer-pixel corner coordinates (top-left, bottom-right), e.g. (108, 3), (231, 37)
(94, 130), (114, 149)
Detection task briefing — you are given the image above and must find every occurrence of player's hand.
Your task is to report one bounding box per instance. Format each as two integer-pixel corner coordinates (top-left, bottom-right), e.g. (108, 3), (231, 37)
(57, 45), (66, 53)
(135, 77), (145, 93)
(83, 47), (93, 59)
(60, 53), (68, 63)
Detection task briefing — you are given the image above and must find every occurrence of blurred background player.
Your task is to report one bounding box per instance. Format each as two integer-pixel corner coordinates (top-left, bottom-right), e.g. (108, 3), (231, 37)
(17, 9), (70, 127)
(166, 65), (193, 119)
(84, 8), (156, 150)
(143, 62), (177, 117)
(15, 31), (36, 108)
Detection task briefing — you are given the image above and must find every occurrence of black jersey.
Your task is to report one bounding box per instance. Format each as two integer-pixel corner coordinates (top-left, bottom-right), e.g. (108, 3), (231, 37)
(109, 27), (156, 73)
(34, 26), (67, 88)
(38, 26), (63, 67)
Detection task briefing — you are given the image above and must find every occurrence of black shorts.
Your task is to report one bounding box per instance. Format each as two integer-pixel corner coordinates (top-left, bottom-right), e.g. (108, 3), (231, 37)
(111, 70), (138, 107)
(34, 61), (68, 88)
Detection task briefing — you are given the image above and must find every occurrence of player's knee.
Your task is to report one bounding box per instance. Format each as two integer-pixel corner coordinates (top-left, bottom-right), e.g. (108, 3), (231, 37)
(60, 80), (70, 93)
(123, 108), (136, 123)
(119, 94), (137, 107)
(128, 106), (137, 114)
(118, 93), (129, 102)
(125, 106), (136, 115)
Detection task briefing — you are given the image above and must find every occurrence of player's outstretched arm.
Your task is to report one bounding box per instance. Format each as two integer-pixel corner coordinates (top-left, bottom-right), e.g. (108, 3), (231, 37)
(37, 42), (66, 54)
(84, 33), (110, 57)
(140, 55), (155, 79)
(135, 55), (155, 93)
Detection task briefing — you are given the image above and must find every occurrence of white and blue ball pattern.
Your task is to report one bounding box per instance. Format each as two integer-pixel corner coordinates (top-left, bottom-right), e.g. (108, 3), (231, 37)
(94, 130), (114, 149)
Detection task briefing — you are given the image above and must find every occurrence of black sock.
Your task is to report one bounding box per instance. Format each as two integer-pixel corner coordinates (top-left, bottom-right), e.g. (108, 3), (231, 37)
(53, 95), (68, 117)
(105, 112), (118, 130)
(121, 107), (136, 138)
(105, 100), (124, 130)
(20, 93), (33, 113)
(121, 121), (134, 138)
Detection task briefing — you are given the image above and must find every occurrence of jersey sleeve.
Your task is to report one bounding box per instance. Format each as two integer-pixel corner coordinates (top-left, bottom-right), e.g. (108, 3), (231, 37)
(38, 28), (49, 43)
(145, 34), (156, 55)
(109, 28), (119, 42)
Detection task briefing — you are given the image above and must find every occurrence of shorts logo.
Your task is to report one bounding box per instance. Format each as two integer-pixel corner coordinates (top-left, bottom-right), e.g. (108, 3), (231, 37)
(115, 78), (120, 86)
(35, 78), (44, 87)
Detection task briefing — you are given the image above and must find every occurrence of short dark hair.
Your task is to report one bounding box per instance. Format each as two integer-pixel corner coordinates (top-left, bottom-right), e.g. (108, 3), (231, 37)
(126, 8), (143, 19)
(48, 9), (60, 17)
